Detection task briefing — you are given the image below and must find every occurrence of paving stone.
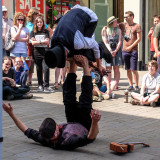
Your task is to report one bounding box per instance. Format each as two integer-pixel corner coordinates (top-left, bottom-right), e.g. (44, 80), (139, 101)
(2, 68), (160, 160)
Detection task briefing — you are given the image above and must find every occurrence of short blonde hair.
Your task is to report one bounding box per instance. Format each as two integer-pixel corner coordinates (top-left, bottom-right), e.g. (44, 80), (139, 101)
(13, 12), (26, 27)
(148, 60), (158, 70)
(27, 8), (39, 23)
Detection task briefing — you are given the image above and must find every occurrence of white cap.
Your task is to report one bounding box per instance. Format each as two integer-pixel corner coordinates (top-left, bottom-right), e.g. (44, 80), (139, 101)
(2, 6), (7, 12)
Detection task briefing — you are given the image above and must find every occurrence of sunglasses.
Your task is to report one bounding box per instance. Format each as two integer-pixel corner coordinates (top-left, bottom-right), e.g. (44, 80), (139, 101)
(124, 16), (130, 19)
(17, 19), (24, 21)
(33, 12), (39, 15)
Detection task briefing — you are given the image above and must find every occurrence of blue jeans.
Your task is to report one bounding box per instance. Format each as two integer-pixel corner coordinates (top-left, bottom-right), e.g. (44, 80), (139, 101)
(3, 86), (30, 100)
(17, 71), (28, 87)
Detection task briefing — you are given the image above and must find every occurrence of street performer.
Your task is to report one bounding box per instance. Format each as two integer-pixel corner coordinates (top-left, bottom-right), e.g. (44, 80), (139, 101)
(3, 55), (101, 150)
(45, 4), (105, 74)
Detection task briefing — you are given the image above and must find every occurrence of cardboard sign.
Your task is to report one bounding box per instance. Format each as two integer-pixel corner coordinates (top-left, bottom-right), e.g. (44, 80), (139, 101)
(16, 0), (44, 16)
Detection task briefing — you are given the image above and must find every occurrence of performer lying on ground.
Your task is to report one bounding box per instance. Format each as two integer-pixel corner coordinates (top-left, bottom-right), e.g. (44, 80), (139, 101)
(3, 55), (101, 150)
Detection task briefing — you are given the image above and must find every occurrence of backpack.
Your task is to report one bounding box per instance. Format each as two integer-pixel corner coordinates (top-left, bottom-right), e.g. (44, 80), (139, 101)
(5, 27), (16, 51)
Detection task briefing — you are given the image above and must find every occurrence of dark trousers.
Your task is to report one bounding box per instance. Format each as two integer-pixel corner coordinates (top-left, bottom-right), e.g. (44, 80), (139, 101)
(17, 71), (28, 87)
(34, 58), (49, 87)
(63, 73), (93, 131)
(3, 86), (30, 100)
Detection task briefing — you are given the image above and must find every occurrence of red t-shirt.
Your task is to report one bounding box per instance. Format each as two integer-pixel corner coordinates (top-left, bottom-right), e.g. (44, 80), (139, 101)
(148, 27), (155, 51)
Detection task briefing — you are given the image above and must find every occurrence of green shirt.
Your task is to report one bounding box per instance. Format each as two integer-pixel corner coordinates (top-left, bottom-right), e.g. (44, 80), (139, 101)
(153, 23), (160, 49)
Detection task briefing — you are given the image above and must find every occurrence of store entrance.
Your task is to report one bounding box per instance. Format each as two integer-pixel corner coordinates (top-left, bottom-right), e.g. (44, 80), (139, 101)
(46, 0), (80, 27)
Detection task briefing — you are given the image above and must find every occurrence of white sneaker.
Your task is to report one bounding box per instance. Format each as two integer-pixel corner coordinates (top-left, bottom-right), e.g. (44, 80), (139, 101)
(44, 87), (55, 93)
(37, 86), (43, 92)
(110, 93), (116, 99)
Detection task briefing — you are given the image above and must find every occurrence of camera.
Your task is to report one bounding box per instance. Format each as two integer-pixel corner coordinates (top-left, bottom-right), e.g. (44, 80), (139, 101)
(103, 70), (111, 76)
(124, 35), (130, 42)
(110, 42), (117, 49)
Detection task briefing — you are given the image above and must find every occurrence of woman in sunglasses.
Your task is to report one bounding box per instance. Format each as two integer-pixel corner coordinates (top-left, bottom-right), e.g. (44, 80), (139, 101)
(10, 12), (29, 62)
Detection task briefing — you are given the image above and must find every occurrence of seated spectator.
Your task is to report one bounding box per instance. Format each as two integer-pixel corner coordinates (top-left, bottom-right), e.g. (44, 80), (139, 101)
(3, 56), (33, 100)
(12, 57), (29, 87)
(131, 60), (160, 107)
(92, 68), (115, 102)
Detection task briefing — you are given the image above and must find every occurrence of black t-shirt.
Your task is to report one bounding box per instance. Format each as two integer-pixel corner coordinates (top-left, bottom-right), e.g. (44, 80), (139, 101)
(30, 30), (49, 59)
(3, 68), (16, 86)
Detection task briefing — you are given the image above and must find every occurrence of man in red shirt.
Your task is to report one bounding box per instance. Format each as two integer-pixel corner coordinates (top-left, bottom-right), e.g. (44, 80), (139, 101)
(148, 15), (160, 60)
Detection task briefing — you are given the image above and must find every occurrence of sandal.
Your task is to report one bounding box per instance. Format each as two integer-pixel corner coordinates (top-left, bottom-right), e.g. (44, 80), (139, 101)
(93, 96), (102, 102)
(53, 82), (59, 90)
(27, 81), (32, 86)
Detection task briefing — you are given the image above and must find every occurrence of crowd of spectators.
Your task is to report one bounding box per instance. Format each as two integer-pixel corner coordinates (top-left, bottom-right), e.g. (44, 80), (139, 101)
(2, 5), (160, 107)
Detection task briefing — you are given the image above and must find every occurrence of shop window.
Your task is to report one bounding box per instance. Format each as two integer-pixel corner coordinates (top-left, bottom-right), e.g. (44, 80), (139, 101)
(46, 0), (80, 27)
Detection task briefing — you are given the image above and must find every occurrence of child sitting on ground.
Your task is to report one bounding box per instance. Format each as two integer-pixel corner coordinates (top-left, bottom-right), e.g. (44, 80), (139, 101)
(92, 68), (115, 102)
(12, 57), (29, 87)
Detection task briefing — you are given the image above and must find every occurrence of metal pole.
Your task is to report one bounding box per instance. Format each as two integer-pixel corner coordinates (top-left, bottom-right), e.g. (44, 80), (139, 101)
(0, 0), (3, 159)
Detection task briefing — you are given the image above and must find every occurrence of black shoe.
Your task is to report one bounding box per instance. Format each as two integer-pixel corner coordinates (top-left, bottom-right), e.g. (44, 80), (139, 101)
(135, 86), (140, 92)
(127, 86), (135, 92)
(150, 102), (157, 107)
(22, 93), (33, 99)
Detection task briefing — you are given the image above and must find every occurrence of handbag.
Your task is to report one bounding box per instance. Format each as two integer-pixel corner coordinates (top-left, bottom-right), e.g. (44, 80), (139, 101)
(5, 27), (17, 51)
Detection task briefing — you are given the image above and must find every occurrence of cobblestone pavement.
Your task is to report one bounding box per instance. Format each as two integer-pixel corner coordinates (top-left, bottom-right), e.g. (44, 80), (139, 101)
(2, 68), (160, 160)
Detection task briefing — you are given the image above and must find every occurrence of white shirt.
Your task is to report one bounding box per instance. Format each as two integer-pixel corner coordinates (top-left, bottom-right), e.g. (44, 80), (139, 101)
(142, 72), (160, 93)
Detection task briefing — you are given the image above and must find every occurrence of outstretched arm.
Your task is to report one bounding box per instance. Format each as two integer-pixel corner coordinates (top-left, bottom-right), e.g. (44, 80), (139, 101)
(87, 109), (101, 140)
(2, 102), (28, 133)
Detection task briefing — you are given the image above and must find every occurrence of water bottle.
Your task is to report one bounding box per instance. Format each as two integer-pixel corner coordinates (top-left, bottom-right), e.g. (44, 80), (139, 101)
(124, 89), (129, 103)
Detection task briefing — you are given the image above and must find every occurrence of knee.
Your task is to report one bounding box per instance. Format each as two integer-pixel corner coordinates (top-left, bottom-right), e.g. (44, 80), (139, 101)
(21, 71), (28, 77)
(132, 70), (138, 74)
(113, 66), (119, 72)
(3, 86), (12, 92)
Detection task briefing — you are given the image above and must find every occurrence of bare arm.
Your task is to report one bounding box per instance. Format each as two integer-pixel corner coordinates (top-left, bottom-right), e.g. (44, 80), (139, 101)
(153, 37), (160, 57)
(114, 29), (122, 54)
(148, 28), (152, 40)
(103, 75), (111, 95)
(101, 27), (113, 54)
(2, 102), (28, 133)
(16, 33), (29, 42)
(31, 37), (49, 46)
(47, 26), (54, 38)
(87, 110), (101, 140)
(12, 24), (23, 40)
